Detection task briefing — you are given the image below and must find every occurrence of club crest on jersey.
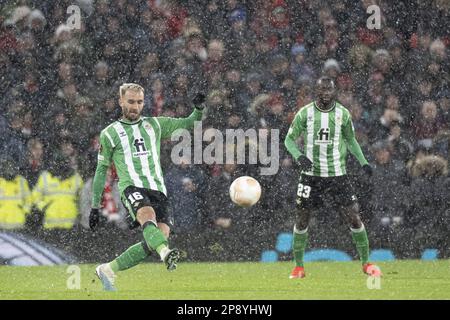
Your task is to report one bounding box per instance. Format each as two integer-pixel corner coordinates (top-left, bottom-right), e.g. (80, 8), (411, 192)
(315, 127), (333, 145)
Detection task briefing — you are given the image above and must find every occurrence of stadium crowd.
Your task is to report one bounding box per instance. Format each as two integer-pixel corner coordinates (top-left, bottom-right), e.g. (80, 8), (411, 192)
(0, 0), (449, 260)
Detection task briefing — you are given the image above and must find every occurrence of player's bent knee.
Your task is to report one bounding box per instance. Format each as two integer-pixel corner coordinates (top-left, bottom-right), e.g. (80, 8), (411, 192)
(347, 202), (360, 213)
(296, 208), (311, 219)
(295, 208), (311, 230)
(343, 210), (363, 229)
(136, 206), (157, 226)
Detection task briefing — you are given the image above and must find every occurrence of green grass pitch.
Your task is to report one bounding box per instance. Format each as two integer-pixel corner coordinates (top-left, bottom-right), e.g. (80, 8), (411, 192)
(0, 260), (449, 299)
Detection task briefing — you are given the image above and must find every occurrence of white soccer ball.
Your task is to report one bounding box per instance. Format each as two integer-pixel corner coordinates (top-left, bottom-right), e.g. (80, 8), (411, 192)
(229, 176), (262, 207)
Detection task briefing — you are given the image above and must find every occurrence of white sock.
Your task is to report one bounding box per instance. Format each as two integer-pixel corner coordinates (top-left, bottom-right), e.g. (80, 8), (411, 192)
(293, 225), (308, 234)
(104, 263), (115, 276)
(159, 246), (170, 261)
(350, 223), (365, 233)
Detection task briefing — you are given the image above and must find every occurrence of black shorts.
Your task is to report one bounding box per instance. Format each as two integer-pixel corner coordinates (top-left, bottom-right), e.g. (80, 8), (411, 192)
(121, 186), (173, 230)
(296, 174), (357, 210)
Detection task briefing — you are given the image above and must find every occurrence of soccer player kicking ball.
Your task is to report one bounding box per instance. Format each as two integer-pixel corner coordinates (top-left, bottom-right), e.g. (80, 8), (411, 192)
(89, 83), (205, 291)
(284, 77), (381, 279)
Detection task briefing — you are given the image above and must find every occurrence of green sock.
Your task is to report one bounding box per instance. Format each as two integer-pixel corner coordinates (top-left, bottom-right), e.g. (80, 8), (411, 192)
(110, 242), (149, 272)
(142, 222), (168, 255)
(292, 226), (308, 267)
(351, 225), (370, 265)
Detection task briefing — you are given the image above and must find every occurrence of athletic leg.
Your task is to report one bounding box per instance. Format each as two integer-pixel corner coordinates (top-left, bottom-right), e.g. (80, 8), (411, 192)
(333, 176), (380, 276)
(339, 202), (369, 265)
(290, 175), (316, 278)
(292, 207), (311, 268)
(339, 202), (381, 275)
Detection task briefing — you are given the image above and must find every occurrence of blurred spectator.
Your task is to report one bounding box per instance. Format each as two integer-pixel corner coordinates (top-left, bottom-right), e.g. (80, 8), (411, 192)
(165, 157), (207, 232)
(323, 58), (341, 80)
(290, 43), (314, 84)
(203, 163), (245, 230)
(21, 138), (45, 189)
(223, 4), (256, 70)
(265, 53), (289, 92)
(166, 72), (194, 116)
(31, 152), (83, 229)
(414, 101), (445, 149)
(84, 60), (114, 104)
(68, 96), (98, 154)
(387, 122), (415, 163)
(0, 156), (31, 229)
(203, 39), (227, 76)
(369, 108), (403, 143)
(363, 72), (386, 124)
(141, 72), (167, 116)
(367, 140), (408, 249)
(405, 154), (449, 256)
(2, 103), (28, 168)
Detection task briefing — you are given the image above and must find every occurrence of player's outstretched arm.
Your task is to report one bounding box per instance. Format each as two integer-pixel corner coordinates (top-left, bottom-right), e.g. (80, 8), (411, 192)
(90, 131), (113, 230)
(285, 111), (313, 172)
(91, 164), (108, 209)
(284, 111), (305, 161)
(343, 116), (370, 169)
(90, 164), (109, 230)
(285, 132), (301, 161)
(157, 93), (206, 139)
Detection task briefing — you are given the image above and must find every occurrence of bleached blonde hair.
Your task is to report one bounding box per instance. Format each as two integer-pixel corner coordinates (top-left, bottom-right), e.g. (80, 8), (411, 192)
(119, 83), (144, 98)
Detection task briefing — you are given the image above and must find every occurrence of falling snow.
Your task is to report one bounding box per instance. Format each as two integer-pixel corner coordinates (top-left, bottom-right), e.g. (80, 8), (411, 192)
(0, 0), (449, 265)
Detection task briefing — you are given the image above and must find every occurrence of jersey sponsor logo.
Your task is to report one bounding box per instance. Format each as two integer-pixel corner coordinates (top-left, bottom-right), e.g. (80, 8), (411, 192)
(132, 138), (150, 157)
(133, 151), (150, 157)
(119, 131), (127, 137)
(134, 138), (146, 152)
(315, 127), (333, 145)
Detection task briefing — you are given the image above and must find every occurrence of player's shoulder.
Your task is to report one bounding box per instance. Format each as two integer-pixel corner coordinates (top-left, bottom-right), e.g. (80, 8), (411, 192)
(335, 101), (352, 117)
(100, 121), (118, 135)
(335, 101), (350, 112)
(99, 121), (121, 146)
(142, 115), (158, 123)
(142, 116), (161, 128)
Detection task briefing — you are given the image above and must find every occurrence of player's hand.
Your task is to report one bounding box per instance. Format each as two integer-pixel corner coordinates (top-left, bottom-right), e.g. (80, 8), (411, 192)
(89, 208), (101, 231)
(362, 164), (373, 177)
(296, 155), (313, 172)
(193, 93), (206, 110)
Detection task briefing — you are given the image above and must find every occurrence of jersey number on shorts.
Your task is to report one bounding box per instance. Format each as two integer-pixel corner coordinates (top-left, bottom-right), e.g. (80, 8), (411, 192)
(128, 192), (144, 204)
(297, 183), (311, 198)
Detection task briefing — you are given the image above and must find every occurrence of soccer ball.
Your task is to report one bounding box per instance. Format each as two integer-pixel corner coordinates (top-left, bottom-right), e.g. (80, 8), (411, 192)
(229, 176), (261, 207)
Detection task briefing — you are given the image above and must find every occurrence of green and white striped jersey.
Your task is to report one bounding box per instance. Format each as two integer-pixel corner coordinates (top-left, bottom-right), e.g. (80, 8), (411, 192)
(285, 101), (368, 177)
(92, 109), (202, 207)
